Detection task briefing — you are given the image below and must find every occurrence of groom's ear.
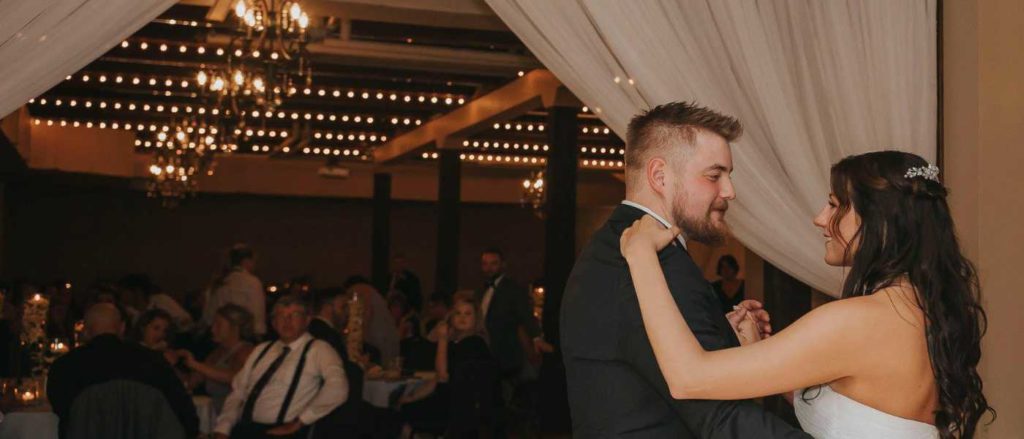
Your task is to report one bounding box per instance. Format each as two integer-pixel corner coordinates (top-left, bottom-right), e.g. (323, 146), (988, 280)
(647, 157), (668, 195)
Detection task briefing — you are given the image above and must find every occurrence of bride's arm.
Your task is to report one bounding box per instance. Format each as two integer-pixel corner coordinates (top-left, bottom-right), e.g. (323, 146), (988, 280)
(622, 216), (870, 401)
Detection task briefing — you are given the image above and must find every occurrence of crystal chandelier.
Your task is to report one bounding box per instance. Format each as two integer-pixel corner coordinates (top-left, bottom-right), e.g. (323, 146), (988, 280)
(194, 0), (313, 132)
(521, 170), (545, 218)
(145, 118), (232, 207)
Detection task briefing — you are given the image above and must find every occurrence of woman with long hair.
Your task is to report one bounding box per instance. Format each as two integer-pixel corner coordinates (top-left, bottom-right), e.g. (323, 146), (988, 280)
(621, 151), (992, 438)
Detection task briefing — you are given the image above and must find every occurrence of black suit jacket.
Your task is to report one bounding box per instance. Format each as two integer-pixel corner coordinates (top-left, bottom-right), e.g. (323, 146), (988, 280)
(476, 275), (541, 375)
(307, 318), (364, 438)
(47, 334), (199, 439)
(561, 204), (809, 438)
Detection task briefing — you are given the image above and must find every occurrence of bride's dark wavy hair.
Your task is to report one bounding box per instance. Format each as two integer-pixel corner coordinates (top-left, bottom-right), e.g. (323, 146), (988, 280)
(827, 150), (992, 438)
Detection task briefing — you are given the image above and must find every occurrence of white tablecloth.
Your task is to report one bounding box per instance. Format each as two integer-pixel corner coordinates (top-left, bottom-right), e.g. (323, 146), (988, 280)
(0, 412), (58, 439)
(362, 378), (426, 409)
(193, 395), (215, 434)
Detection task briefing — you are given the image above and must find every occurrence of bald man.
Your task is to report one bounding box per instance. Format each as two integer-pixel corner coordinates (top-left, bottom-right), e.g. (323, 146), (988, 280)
(47, 303), (198, 438)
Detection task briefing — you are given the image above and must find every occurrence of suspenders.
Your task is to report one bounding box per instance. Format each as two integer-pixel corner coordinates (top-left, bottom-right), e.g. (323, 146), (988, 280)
(278, 339), (316, 423)
(245, 337), (319, 425)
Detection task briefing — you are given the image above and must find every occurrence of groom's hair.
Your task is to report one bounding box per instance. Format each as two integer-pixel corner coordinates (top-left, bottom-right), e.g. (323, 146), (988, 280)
(625, 102), (741, 183)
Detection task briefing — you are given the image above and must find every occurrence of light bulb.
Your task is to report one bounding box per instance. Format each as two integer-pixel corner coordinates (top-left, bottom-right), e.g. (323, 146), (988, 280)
(234, 0), (246, 18)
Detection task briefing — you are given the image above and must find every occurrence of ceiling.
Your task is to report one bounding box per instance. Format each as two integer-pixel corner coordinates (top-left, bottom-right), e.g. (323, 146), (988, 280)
(23, 0), (625, 174)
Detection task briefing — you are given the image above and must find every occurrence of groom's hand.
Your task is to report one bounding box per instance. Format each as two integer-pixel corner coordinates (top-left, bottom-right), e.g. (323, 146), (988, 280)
(727, 300), (772, 340)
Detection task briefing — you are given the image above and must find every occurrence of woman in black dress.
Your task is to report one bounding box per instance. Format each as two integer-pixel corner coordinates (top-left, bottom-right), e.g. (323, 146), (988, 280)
(398, 294), (494, 437)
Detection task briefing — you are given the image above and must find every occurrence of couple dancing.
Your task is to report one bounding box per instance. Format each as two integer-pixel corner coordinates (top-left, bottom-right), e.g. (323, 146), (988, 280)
(561, 102), (992, 438)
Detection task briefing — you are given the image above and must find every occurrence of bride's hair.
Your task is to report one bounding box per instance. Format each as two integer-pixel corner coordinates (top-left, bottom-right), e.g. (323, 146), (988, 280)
(826, 150), (993, 438)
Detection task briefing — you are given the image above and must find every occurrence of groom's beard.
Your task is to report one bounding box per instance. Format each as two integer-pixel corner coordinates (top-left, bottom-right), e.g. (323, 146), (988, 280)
(673, 197), (730, 246)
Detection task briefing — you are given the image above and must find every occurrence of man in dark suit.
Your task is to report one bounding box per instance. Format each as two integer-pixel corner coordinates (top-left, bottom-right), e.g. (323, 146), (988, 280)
(561, 102), (809, 438)
(308, 288), (364, 439)
(475, 248), (551, 378)
(47, 303), (199, 439)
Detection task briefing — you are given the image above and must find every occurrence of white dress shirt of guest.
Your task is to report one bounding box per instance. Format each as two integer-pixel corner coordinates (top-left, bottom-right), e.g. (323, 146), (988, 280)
(213, 296), (348, 437)
(203, 263), (267, 336)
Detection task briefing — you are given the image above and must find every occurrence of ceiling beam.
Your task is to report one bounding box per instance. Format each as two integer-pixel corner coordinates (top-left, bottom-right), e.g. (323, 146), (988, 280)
(300, 0), (507, 31)
(194, 0), (507, 31)
(308, 38), (540, 77)
(205, 0), (234, 22)
(372, 69), (575, 163)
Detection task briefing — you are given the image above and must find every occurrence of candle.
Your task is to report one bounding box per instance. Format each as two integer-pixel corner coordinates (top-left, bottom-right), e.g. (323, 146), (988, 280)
(20, 390), (36, 402)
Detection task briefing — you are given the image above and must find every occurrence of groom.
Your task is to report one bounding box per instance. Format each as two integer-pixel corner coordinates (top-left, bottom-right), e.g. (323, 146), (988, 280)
(561, 102), (809, 437)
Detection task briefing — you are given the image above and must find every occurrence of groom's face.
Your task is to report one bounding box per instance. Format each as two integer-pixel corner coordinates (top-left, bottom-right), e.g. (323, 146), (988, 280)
(665, 130), (736, 245)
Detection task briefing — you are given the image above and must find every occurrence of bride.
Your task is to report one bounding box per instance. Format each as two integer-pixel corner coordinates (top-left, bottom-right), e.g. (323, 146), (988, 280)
(620, 151), (991, 438)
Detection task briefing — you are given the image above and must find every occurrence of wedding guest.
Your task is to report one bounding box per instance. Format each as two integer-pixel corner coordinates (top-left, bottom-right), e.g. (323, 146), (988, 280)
(179, 304), (255, 413)
(420, 293), (452, 338)
(203, 244), (267, 337)
(213, 295), (348, 439)
(399, 294), (496, 437)
(388, 291), (420, 340)
(130, 308), (178, 365)
(308, 288), (365, 439)
(48, 303), (198, 439)
(711, 255), (746, 314)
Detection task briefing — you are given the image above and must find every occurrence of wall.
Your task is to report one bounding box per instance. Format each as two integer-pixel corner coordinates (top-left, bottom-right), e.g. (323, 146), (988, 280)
(943, 0), (1024, 436)
(1, 172), (622, 299)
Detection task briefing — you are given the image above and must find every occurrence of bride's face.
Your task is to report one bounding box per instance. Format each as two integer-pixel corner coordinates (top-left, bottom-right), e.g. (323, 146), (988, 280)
(813, 194), (861, 266)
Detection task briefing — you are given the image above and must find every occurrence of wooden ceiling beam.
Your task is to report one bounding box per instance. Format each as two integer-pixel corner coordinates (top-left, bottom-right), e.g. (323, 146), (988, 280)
(196, 0), (507, 31)
(204, 0), (234, 22)
(308, 38), (539, 77)
(372, 69), (575, 163)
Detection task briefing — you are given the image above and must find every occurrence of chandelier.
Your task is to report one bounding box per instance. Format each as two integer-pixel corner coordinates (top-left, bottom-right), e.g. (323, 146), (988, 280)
(195, 0), (313, 134)
(145, 118), (232, 207)
(521, 170), (545, 218)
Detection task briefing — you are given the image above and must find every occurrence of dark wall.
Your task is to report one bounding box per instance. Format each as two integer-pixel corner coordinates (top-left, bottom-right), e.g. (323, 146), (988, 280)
(1, 173), (547, 297)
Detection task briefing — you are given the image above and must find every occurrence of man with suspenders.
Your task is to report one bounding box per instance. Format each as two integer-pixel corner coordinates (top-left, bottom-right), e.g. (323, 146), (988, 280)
(214, 295), (349, 439)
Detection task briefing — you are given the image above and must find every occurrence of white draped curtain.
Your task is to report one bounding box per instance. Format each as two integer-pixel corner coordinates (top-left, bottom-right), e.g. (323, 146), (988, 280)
(0, 0), (177, 119)
(486, 0), (937, 295)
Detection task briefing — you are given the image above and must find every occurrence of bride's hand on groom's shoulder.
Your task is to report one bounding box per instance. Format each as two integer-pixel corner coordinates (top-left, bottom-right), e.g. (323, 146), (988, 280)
(621, 215), (681, 259)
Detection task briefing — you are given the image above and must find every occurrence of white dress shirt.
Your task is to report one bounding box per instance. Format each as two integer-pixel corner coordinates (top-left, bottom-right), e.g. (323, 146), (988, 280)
(621, 200), (688, 249)
(214, 333), (348, 433)
(202, 269), (267, 335)
(480, 274), (505, 321)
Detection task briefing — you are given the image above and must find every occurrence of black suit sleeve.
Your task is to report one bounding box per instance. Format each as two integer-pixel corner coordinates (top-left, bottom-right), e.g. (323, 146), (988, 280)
(142, 350), (200, 437)
(46, 357), (74, 432)
(618, 251), (810, 439)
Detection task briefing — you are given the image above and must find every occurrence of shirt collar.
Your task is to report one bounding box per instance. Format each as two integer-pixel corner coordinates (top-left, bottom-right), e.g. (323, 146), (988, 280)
(279, 332), (313, 351)
(620, 200), (688, 249)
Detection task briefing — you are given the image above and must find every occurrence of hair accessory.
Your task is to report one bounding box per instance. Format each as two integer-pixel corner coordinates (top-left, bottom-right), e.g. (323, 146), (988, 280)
(904, 163), (940, 182)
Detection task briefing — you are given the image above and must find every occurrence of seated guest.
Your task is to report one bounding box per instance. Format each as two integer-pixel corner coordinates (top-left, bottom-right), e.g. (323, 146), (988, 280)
(213, 294), (348, 439)
(130, 308), (179, 365)
(388, 292), (420, 340)
(420, 292), (452, 338)
(47, 303), (198, 439)
(309, 288), (366, 439)
(179, 304), (255, 413)
(399, 294), (495, 437)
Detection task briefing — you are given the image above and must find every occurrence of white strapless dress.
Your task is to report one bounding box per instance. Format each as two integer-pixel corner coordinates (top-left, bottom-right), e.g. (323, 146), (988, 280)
(793, 386), (939, 438)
